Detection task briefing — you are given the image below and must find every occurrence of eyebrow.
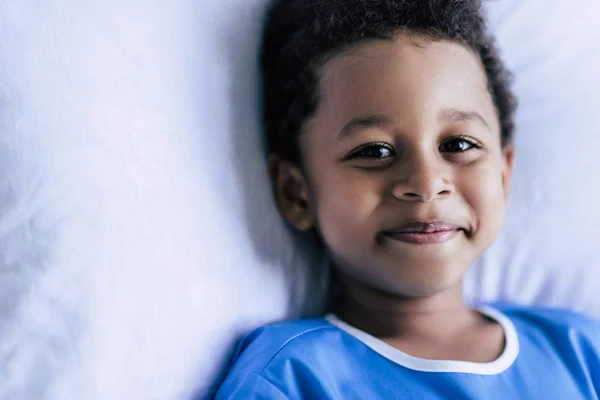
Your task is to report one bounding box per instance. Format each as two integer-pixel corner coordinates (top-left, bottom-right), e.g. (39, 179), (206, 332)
(336, 114), (392, 141)
(439, 108), (490, 129)
(336, 108), (489, 140)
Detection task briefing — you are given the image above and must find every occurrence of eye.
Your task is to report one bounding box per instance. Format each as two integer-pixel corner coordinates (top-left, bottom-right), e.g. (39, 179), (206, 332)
(439, 136), (481, 153)
(348, 143), (396, 159)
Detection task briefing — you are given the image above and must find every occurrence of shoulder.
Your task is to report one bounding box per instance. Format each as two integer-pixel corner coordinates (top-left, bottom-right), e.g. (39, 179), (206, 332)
(223, 317), (339, 378)
(490, 302), (600, 337)
(215, 318), (363, 399)
(488, 303), (600, 393)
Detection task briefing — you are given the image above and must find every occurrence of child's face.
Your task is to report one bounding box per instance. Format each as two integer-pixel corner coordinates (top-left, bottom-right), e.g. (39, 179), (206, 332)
(274, 35), (513, 297)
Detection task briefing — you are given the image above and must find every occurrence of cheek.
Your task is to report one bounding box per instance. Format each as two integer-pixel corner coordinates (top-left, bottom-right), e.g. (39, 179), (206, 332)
(311, 168), (382, 251)
(461, 157), (508, 236)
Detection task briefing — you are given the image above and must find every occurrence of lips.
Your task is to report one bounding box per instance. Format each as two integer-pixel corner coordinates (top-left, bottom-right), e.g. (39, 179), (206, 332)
(382, 221), (463, 245)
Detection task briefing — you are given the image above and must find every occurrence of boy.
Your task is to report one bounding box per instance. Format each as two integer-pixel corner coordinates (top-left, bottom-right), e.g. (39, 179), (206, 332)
(215, 0), (600, 398)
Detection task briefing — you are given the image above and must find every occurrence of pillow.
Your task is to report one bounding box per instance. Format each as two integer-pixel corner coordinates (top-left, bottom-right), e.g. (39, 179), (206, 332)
(0, 0), (598, 399)
(465, 0), (600, 320)
(0, 0), (324, 398)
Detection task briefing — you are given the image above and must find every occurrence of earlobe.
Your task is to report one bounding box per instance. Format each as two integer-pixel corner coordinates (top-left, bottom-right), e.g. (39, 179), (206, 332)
(268, 155), (314, 231)
(501, 144), (515, 201)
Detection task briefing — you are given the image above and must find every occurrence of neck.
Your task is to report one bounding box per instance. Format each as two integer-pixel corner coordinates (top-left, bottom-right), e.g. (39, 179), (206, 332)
(334, 275), (478, 341)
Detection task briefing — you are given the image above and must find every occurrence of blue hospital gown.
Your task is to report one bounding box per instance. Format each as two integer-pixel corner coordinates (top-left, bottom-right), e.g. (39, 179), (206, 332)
(214, 304), (600, 399)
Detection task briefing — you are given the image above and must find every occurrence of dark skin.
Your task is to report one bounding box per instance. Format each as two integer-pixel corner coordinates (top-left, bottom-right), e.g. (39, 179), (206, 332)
(270, 34), (514, 363)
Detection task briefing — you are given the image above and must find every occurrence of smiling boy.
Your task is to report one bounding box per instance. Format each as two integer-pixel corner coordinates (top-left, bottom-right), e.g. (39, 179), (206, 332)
(214, 1), (600, 398)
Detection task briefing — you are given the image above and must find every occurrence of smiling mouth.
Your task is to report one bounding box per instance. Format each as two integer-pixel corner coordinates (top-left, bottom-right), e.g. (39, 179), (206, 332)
(382, 221), (463, 245)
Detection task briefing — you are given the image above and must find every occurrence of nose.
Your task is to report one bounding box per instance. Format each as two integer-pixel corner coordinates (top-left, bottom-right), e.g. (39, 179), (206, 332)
(391, 153), (452, 203)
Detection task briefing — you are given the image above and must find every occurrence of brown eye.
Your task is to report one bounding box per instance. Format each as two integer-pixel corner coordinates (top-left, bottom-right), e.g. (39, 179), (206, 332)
(439, 137), (480, 153)
(350, 143), (396, 159)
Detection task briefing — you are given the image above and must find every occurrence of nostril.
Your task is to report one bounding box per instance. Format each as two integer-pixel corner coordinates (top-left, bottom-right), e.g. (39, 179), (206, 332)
(403, 192), (421, 199)
(398, 189), (451, 202)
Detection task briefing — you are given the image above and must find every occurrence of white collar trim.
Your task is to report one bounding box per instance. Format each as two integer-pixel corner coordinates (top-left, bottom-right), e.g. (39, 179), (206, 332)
(325, 306), (519, 375)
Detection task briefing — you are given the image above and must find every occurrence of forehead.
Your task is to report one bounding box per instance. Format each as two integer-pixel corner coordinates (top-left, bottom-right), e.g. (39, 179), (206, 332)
(310, 35), (498, 134)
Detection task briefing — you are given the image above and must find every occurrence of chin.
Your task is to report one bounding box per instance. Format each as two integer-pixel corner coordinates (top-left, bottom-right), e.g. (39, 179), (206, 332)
(380, 262), (468, 298)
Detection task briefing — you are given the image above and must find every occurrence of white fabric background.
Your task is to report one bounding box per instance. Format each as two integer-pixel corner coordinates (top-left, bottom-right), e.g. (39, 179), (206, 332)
(0, 0), (598, 399)
(464, 0), (600, 316)
(0, 0), (324, 398)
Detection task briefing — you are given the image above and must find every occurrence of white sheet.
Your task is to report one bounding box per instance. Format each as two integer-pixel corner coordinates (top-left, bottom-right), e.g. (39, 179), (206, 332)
(464, 0), (600, 318)
(0, 0), (324, 398)
(0, 0), (598, 399)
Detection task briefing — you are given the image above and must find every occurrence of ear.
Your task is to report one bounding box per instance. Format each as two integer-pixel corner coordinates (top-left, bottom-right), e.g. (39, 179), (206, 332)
(501, 144), (515, 201)
(268, 154), (314, 231)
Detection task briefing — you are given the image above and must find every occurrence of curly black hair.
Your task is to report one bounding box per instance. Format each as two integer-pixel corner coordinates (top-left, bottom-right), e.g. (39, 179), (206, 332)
(260, 0), (517, 164)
